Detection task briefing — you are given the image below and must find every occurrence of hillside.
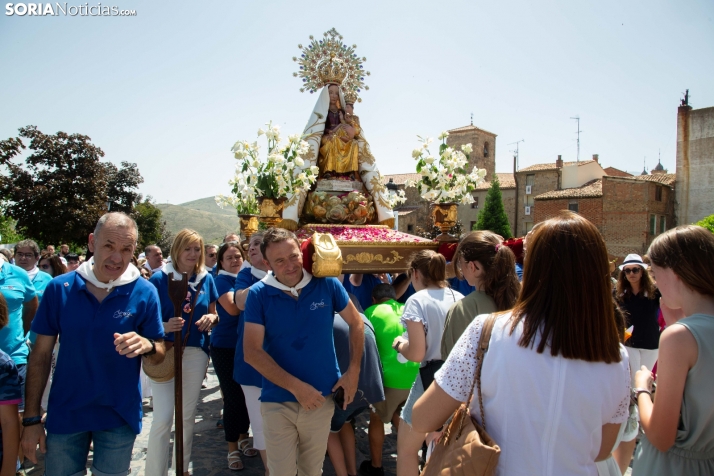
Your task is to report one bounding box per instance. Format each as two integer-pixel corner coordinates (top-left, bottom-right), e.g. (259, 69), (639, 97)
(178, 197), (237, 217)
(157, 200), (239, 245)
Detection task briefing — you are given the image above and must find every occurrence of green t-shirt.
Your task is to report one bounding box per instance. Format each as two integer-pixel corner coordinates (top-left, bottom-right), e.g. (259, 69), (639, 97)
(440, 290), (497, 359)
(364, 299), (420, 390)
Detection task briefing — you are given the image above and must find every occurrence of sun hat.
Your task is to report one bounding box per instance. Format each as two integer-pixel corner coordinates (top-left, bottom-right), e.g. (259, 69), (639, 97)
(619, 253), (648, 271)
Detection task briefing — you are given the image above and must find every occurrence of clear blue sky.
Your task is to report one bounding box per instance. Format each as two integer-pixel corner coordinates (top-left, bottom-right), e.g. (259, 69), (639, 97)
(1, 0), (712, 205)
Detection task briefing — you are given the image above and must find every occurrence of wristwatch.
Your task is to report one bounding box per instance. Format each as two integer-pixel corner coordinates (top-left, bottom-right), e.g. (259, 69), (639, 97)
(22, 415), (43, 427)
(632, 387), (652, 404)
(143, 338), (157, 357)
(394, 341), (403, 353)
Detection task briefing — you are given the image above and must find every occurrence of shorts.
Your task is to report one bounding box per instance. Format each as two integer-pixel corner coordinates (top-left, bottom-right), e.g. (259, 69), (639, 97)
(400, 374), (425, 427)
(17, 363), (26, 412)
(330, 404), (368, 433)
(371, 387), (411, 423)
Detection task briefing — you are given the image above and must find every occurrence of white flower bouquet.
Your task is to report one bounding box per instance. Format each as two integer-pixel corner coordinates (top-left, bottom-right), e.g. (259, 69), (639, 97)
(407, 131), (487, 204)
(216, 121), (319, 215)
(386, 188), (407, 209)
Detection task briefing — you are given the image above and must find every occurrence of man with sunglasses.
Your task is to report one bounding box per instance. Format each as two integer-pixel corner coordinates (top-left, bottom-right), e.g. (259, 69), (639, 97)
(205, 244), (218, 275)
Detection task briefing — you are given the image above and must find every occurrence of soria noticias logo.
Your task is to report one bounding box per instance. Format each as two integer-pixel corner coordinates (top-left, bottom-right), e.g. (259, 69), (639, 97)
(5, 3), (137, 16)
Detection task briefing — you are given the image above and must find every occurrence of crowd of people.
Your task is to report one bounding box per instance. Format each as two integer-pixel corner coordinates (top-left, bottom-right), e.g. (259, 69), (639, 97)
(0, 210), (712, 475)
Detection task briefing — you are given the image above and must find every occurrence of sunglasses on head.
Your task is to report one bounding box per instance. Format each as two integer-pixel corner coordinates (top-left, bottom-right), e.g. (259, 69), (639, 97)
(624, 267), (641, 275)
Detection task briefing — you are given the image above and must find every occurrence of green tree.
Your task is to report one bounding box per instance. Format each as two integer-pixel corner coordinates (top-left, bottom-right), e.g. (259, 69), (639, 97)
(0, 126), (143, 247)
(106, 161), (143, 213)
(0, 201), (24, 243)
(475, 175), (513, 238)
(132, 196), (173, 254)
(695, 214), (714, 233)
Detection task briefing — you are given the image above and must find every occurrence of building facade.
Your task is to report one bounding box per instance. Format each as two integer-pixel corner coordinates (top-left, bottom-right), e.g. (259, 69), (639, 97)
(446, 124), (497, 179)
(676, 104), (714, 225)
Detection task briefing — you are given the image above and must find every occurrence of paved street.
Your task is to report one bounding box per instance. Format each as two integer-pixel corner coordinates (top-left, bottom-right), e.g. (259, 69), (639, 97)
(22, 364), (399, 475)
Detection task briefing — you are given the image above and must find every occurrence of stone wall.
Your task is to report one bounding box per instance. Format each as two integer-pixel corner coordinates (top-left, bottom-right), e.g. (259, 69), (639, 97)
(458, 188), (517, 235)
(534, 197), (603, 230)
(676, 105), (714, 225)
(514, 169), (560, 236)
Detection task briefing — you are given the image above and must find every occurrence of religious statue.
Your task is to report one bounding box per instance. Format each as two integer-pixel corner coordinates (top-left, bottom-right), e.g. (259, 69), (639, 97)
(319, 85), (361, 180)
(277, 28), (395, 230)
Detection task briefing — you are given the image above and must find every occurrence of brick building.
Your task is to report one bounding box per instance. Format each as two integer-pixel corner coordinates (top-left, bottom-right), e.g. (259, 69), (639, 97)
(514, 156), (606, 236)
(534, 174), (676, 257)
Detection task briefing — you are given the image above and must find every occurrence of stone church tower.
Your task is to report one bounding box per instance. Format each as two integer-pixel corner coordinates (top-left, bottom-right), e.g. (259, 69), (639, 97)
(446, 124), (497, 179)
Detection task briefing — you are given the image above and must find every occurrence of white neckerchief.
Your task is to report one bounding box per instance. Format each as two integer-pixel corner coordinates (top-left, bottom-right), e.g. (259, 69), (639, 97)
(76, 258), (140, 292)
(205, 265), (214, 273)
(262, 269), (312, 297)
(250, 266), (267, 280)
(240, 261), (251, 271)
(27, 266), (40, 280)
(218, 269), (238, 278)
(163, 262), (208, 291)
(144, 261), (164, 273)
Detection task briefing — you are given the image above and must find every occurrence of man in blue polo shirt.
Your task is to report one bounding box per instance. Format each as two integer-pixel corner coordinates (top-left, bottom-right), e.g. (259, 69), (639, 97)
(21, 212), (166, 476)
(244, 228), (364, 476)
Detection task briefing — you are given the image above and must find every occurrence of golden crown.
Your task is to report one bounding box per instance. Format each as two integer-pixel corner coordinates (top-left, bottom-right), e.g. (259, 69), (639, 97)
(293, 28), (369, 103)
(342, 89), (358, 104)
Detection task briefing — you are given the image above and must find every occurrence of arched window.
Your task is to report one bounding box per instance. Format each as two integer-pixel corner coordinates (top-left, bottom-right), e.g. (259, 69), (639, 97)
(483, 142), (489, 157)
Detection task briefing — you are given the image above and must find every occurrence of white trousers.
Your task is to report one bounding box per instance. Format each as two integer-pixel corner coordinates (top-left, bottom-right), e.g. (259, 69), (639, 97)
(145, 347), (209, 475)
(625, 346), (659, 387)
(241, 385), (265, 450)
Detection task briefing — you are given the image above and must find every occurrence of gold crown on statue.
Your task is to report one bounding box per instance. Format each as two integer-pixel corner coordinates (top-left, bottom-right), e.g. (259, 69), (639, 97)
(342, 89), (358, 104)
(293, 28), (370, 103)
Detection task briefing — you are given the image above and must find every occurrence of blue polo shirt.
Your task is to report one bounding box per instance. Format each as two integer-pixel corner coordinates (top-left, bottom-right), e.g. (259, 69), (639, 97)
(31, 273), (164, 435)
(448, 276), (475, 295)
(232, 268), (263, 387)
(0, 262), (36, 365)
(244, 275), (349, 403)
(211, 272), (239, 349)
(150, 271), (219, 355)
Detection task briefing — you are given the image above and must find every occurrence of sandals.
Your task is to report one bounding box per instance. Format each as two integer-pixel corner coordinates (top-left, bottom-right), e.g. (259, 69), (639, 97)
(228, 450), (243, 471)
(237, 437), (259, 457)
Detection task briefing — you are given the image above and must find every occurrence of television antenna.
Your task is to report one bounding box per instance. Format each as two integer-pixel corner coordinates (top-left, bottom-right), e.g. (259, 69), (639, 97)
(571, 116), (581, 162)
(509, 139), (525, 171)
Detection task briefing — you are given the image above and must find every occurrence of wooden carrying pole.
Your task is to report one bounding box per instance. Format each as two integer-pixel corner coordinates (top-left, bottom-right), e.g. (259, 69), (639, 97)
(168, 273), (189, 474)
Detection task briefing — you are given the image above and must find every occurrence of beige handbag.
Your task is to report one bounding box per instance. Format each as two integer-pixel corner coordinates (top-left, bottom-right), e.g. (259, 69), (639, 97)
(420, 314), (501, 476)
(143, 282), (202, 382)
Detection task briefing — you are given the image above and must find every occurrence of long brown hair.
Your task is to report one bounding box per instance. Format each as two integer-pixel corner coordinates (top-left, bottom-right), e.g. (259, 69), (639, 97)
(408, 250), (447, 288)
(615, 264), (656, 300)
(216, 242), (244, 272)
(648, 225), (714, 297)
(511, 211), (621, 363)
(455, 231), (520, 311)
(0, 293), (8, 329)
(39, 252), (67, 277)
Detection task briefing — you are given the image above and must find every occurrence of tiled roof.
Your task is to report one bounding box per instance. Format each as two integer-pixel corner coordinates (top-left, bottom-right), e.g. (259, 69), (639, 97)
(475, 173), (516, 190)
(517, 160), (588, 172)
(447, 124), (497, 136)
(604, 167), (633, 178)
(534, 179), (603, 200)
(632, 173), (676, 186)
(382, 173), (422, 185)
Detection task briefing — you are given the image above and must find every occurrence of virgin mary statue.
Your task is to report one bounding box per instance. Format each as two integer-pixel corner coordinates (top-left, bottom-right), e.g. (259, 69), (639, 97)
(279, 29), (395, 230)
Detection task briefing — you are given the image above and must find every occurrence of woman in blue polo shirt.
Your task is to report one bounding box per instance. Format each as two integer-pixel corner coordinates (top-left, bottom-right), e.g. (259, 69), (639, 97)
(233, 232), (269, 474)
(146, 229), (219, 476)
(210, 241), (251, 471)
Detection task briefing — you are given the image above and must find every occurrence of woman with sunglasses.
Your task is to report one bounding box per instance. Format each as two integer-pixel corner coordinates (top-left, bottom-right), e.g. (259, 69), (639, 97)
(615, 254), (661, 383)
(210, 241), (251, 471)
(38, 252), (67, 278)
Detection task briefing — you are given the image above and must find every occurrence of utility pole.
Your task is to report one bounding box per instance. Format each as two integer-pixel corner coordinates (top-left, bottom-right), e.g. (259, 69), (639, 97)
(470, 112), (474, 126)
(571, 116), (581, 162)
(509, 139), (525, 171)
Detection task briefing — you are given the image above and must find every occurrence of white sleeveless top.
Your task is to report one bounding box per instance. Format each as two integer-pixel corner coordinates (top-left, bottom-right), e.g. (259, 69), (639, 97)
(435, 312), (630, 476)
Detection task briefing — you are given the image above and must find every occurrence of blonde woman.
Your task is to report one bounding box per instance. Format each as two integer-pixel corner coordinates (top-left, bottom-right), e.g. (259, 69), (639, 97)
(146, 229), (220, 475)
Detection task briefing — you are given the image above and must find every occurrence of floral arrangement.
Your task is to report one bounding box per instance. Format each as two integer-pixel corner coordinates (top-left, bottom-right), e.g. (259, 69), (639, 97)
(216, 121), (319, 215)
(386, 188), (407, 209)
(407, 131), (487, 204)
(296, 225), (432, 243)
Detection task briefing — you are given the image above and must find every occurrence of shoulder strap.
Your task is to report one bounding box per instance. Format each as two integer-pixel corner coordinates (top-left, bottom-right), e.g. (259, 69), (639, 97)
(465, 313), (497, 431)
